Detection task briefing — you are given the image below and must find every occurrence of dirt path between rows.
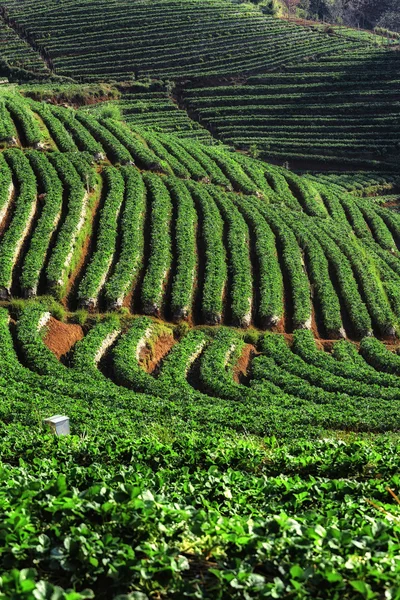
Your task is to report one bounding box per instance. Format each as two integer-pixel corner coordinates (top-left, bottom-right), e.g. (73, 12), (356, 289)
(44, 317), (83, 359)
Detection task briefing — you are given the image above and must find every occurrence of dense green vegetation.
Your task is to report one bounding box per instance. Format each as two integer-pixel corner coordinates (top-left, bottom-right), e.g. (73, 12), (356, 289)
(0, 19), (50, 80)
(0, 1), (400, 597)
(1, 302), (400, 597)
(0, 0), (358, 80)
(99, 83), (213, 142)
(0, 92), (399, 337)
(182, 47), (400, 168)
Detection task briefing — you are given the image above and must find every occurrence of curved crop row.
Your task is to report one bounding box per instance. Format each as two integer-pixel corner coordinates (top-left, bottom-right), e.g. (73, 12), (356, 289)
(186, 181), (226, 324)
(72, 315), (121, 377)
(104, 166), (146, 309)
(233, 194), (283, 328)
(102, 119), (167, 172)
(5, 96), (42, 147)
(199, 328), (249, 401)
(208, 187), (252, 327)
(46, 153), (91, 297)
(21, 151), (63, 296)
(77, 167), (124, 308)
(29, 100), (77, 153)
(0, 149), (37, 298)
(141, 173), (172, 316)
(165, 177), (197, 321)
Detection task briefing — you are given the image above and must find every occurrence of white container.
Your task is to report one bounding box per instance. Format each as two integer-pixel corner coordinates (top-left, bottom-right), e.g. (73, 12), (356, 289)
(44, 415), (70, 436)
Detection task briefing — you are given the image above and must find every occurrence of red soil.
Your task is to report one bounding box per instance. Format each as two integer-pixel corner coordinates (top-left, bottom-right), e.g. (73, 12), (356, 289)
(140, 333), (176, 373)
(310, 307), (320, 340)
(123, 289), (134, 310)
(44, 317), (83, 359)
(233, 343), (257, 383)
(383, 200), (400, 209)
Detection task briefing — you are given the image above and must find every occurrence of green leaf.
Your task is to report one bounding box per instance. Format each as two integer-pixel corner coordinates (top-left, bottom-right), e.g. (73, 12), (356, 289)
(290, 565), (303, 579)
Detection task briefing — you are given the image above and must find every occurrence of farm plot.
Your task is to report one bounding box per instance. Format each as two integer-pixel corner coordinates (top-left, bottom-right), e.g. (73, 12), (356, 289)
(0, 19), (50, 79)
(1, 4), (400, 598)
(182, 48), (400, 169)
(0, 300), (400, 596)
(0, 129), (399, 337)
(8, 302), (400, 434)
(84, 83), (213, 142)
(0, 0), (359, 80)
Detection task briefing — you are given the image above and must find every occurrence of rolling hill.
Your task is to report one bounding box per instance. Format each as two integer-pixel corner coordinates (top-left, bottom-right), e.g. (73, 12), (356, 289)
(0, 2), (400, 598)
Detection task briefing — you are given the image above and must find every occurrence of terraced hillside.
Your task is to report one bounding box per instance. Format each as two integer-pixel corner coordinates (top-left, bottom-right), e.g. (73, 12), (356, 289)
(0, 93), (400, 339)
(0, 0), (359, 80)
(85, 82), (213, 141)
(0, 18), (50, 79)
(1, 299), (400, 596)
(1, 4), (400, 599)
(182, 47), (400, 168)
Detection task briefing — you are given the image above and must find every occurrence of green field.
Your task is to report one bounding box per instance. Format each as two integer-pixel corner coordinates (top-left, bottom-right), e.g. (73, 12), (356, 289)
(0, 1), (400, 598)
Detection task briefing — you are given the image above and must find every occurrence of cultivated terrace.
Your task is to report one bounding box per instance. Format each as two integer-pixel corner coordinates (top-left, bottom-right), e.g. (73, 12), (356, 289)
(0, 1), (400, 599)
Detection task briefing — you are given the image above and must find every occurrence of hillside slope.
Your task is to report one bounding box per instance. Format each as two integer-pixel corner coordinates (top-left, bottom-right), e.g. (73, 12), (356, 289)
(0, 91), (399, 339)
(181, 46), (400, 169)
(1, 5), (400, 600)
(0, 0), (359, 80)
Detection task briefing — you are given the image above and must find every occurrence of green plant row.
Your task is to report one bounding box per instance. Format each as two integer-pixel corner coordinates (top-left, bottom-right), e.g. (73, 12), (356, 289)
(186, 181), (226, 324)
(20, 151), (63, 296)
(0, 153), (13, 221)
(359, 336), (400, 375)
(232, 194), (283, 327)
(45, 153), (90, 298)
(72, 315), (121, 377)
(178, 138), (231, 188)
(337, 190), (372, 239)
(202, 146), (259, 195)
(284, 211), (343, 338)
(209, 187), (252, 328)
(165, 177), (197, 321)
(251, 351), (388, 422)
(309, 221), (373, 337)
(0, 149), (37, 297)
(77, 167), (124, 308)
(138, 129), (190, 179)
(263, 164), (302, 210)
(103, 166), (146, 309)
(112, 318), (206, 399)
(200, 327), (248, 401)
(283, 170), (328, 218)
(76, 112), (132, 164)
(28, 99), (77, 152)
(230, 153), (274, 199)
(157, 328), (207, 393)
(5, 96), (42, 147)
(292, 329), (400, 388)
(15, 302), (66, 377)
(368, 249), (400, 322)
(321, 220), (397, 336)
(0, 100), (15, 142)
(257, 333), (400, 402)
(376, 204), (400, 240)
(355, 198), (396, 251)
(154, 134), (208, 181)
(101, 118), (167, 172)
(258, 204), (312, 330)
(112, 316), (156, 392)
(141, 172), (172, 316)
(312, 184), (348, 223)
(50, 105), (103, 156)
